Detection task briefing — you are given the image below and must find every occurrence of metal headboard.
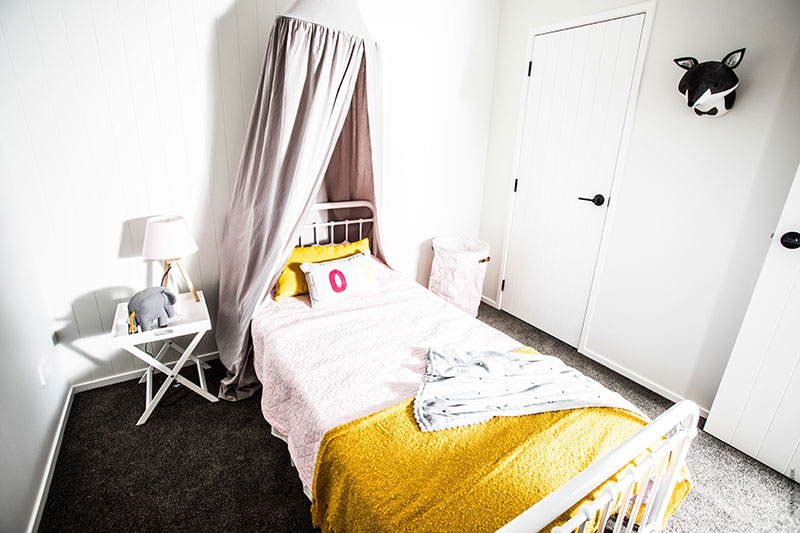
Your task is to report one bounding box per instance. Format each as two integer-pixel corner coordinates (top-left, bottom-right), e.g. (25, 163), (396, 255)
(298, 200), (376, 249)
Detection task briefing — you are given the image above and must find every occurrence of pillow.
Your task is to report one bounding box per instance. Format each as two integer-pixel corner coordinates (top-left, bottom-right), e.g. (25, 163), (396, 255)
(300, 250), (378, 307)
(275, 238), (370, 301)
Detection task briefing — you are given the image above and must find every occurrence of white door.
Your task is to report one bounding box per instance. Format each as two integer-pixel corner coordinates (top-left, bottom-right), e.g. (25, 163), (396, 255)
(705, 164), (800, 478)
(501, 14), (646, 347)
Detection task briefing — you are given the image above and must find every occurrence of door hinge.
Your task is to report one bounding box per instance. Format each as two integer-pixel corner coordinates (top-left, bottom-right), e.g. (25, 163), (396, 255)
(501, 279), (506, 291)
(514, 178), (518, 192)
(527, 61), (532, 76)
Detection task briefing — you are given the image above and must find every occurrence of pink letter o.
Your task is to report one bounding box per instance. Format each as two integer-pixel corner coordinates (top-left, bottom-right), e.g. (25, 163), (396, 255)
(329, 269), (347, 293)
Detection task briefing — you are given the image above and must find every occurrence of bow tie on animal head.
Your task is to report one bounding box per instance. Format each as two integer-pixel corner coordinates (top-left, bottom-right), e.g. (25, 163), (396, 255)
(674, 48), (745, 117)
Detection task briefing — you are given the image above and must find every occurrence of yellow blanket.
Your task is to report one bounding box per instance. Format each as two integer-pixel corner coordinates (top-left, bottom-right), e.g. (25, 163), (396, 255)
(311, 349), (690, 532)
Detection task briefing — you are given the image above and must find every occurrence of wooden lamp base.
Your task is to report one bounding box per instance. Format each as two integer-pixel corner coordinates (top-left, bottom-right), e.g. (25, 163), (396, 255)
(162, 258), (200, 302)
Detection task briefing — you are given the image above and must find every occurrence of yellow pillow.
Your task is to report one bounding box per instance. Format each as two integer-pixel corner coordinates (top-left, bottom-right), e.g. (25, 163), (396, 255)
(275, 238), (370, 300)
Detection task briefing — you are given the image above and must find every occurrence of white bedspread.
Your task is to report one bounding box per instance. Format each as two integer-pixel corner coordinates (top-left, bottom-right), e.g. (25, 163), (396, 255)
(414, 348), (644, 432)
(251, 260), (521, 488)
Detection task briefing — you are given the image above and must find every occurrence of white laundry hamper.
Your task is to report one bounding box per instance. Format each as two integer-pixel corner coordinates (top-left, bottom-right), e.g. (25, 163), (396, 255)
(428, 235), (491, 317)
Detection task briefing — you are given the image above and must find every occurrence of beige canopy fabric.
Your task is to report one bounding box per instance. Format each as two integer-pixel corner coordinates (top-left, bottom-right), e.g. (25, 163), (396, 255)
(216, 14), (386, 400)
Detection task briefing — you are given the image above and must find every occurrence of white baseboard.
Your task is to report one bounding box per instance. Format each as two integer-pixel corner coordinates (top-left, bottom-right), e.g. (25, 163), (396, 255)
(475, 303), (700, 414)
(29, 350), (220, 531)
(28, 387), (74, 533)
(72, 352), (219, 393)
(481, 295), (499, 308)
(579, 347), (710, 417)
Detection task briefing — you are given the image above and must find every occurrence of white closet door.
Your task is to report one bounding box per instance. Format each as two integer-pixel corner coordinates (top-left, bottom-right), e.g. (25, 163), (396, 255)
(501, 15), (645, 347)
(706, 164), (800, 478)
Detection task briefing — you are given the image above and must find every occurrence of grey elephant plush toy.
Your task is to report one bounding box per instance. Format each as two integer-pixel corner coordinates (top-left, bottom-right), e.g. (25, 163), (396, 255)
(128, 287), (177, 333)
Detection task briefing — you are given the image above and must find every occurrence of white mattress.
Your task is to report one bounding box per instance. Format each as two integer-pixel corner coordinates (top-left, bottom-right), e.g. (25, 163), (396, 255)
(251, 260), (521, 487)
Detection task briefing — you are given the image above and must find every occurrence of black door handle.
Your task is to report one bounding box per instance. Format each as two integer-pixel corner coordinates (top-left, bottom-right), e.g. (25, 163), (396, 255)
(578, 194), (605, 206)
(781, 231), (800, 249)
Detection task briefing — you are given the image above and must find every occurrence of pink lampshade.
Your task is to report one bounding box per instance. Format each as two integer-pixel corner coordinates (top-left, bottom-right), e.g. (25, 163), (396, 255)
(141, 215), (199, 260)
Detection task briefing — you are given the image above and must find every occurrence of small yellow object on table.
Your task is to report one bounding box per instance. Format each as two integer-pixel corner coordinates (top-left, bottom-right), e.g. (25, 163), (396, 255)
(110, 291), (218, 425)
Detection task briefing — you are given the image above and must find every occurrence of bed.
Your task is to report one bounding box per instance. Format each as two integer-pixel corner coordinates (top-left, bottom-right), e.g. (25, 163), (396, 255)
(250, 201), (698, 533)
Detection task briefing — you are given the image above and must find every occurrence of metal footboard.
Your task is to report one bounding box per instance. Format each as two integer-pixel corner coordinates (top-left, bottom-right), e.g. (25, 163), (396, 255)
(497, 400), (699, 533)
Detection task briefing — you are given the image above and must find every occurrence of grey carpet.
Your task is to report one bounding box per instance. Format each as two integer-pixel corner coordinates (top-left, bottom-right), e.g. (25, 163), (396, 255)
(39, 363), (315, 533)
(478, 305), (800, 533)
(40, 304), (800, 532)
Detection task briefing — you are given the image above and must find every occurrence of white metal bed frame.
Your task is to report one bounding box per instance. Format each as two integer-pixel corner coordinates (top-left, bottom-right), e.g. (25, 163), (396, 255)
(281, 200), (699, 533)
(499, 400), (698, 533)
(298, 200), (376, 249)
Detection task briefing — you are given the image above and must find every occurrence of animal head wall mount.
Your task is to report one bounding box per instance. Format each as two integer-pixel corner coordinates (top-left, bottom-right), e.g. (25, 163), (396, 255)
(674, 48), (745, 117)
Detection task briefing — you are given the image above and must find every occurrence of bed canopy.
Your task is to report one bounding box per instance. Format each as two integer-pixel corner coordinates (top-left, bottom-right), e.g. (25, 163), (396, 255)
(216, 0), (386, 400)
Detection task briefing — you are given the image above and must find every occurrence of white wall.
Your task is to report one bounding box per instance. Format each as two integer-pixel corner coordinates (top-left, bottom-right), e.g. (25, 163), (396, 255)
(0, 0), (280, 526)
(361, 0), (502, 282)
(0, 0), (291, 389)
(0, 130), (71, 531)
(479, 0), (800, 411)
(6, 0), (795, 525)
(0, 0), (501, 394)
(0, 5), (503, 525)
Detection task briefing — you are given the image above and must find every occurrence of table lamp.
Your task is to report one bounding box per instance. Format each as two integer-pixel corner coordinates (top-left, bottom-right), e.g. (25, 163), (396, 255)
(142, 215), (200, 302)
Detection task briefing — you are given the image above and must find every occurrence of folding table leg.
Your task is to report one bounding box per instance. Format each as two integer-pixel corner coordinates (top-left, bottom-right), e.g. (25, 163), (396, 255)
(196, 358), (208, 392)
(170, 341), (211, 369)
(128, 331), (216, 425)
(136, 347), (194, 425)
(138, 342), (172, 384)
(145, 367), (153, 409)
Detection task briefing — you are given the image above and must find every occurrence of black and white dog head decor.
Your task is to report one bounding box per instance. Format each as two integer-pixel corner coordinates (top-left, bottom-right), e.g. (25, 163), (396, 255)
(674, 48), (745, 117)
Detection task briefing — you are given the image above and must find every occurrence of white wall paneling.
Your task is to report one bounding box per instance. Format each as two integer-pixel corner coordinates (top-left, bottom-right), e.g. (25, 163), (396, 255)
(480, 0), (800, 411)
(0, 0), (286, 389)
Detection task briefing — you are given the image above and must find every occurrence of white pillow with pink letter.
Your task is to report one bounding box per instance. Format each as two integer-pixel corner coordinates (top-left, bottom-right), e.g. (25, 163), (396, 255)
(300, 250), (378, 308)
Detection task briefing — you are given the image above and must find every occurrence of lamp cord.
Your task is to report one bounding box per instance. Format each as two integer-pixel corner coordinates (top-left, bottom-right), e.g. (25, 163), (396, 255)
(160, 263), (172, 287)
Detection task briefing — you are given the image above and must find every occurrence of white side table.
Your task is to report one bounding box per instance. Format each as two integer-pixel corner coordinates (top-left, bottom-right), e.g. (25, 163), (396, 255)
(110, 290), (219, 425)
